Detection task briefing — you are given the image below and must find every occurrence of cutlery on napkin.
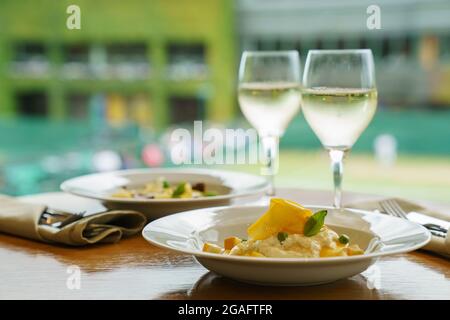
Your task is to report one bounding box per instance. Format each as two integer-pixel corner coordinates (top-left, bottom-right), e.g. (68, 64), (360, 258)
(348, 197), (450, 259)
(0, 194), (147, 246)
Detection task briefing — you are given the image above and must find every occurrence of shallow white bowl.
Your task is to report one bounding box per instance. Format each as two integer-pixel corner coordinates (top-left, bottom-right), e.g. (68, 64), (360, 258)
(61, 168), (268, 220)
(143, 204), (430, 286)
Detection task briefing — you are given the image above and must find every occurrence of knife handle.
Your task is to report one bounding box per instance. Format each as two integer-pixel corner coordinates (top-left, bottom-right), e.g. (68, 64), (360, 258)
(423, 223), (448, 235)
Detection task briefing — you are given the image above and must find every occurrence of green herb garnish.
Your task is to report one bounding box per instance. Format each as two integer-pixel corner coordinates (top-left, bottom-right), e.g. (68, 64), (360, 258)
(203, 191), (218, 197)
(303, 210), (327, 237)
(163, 180), (170, 188)
(338, 234), (350, 245)
(172, 183), (186, 198)
(277, 231), (288, 243)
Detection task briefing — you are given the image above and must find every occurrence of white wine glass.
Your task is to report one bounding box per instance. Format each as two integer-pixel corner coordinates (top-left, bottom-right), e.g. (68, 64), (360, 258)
(302, 49), (377, 208)
(238, 51), (301, 195)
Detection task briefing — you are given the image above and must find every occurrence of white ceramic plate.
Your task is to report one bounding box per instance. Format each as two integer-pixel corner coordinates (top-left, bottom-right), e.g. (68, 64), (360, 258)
(143, 204), (431, 286)
(61, 168), (268, 219)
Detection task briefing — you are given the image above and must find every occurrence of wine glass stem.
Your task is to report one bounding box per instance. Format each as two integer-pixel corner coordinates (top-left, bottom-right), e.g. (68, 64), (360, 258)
(328, 149), (346, 209)
(261, 135), (279, 196)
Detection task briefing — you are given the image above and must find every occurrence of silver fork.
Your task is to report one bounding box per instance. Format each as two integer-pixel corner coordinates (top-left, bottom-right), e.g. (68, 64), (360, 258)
(379, 199), (447, 237)
(40, 208), (86, 228)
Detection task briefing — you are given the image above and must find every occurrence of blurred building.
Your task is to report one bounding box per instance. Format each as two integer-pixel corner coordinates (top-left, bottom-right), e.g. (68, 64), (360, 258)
(2, 0), (449, 127)
(0, 0), (237, 194)
(0, 0), (236, 129)
(237, 0), (450, 108)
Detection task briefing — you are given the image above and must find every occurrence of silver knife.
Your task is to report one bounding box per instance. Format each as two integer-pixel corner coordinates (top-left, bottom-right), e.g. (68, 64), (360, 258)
(407, 212), (449, 237)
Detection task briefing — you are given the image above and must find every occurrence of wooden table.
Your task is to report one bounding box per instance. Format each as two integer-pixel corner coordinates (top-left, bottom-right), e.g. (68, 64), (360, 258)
(0, 189), (449, 300)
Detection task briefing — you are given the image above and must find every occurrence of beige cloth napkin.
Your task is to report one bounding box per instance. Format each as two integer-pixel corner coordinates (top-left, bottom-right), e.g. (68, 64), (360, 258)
(0, 195), (147, 246)
(348, 198), (450, 259)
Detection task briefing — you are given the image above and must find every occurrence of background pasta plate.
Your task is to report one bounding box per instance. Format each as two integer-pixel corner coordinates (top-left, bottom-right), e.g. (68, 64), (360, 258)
(61, 168), (268, 220)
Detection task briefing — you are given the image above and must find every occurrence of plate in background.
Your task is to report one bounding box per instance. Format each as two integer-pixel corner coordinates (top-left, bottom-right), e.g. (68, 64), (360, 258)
(61, 168), (268, 220)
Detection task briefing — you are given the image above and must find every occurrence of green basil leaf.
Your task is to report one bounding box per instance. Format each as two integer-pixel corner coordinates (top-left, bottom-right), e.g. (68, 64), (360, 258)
(172, 183), (186, 198)
(203, 191), (218, 197)
(303, 210), (327, 237)
(163, 180), (170, 189)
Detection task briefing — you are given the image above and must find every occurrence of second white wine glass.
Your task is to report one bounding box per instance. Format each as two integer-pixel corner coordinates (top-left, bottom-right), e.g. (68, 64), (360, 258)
(302, 49), (377, 208)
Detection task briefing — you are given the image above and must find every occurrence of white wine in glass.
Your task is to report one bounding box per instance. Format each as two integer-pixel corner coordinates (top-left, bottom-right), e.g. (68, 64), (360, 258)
(238, 51), (301, 195)
(301, 88), (377, 149)
(239, 82), (300, 137)
(302, 50), (377, 208)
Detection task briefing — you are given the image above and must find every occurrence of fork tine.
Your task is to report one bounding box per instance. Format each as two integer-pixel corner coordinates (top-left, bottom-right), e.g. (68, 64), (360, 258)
(387, 199), (408, 219)
(384, 200), (399, 217)
(45, 208), (73, 216)
(386, 199), (401, 218)
(384, 199), (407, 219)
(380, 200), (400, 218)
(379, 200), (395, 217)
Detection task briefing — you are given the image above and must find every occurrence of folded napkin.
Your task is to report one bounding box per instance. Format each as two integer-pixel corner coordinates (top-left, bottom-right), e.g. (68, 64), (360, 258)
(348, 198), (450, 259)
(0, 195), (147, 246)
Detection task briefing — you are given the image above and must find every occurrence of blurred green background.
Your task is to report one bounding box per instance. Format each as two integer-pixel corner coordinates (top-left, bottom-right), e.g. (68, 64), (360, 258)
(0, 0), (449, 203)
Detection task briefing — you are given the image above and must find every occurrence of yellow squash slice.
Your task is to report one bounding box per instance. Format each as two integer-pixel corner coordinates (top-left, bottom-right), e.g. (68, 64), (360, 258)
(245, 251), (265, 257)
(202, 242), (223, 254)
(224, 236), (242, 250)
(345, 245), (364, 256)
(247, 198), (313, 240)
(320, 247), (345, 257)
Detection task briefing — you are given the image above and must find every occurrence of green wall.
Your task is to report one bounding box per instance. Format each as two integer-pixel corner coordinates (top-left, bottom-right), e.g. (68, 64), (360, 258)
(0, 0), (236, 129)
